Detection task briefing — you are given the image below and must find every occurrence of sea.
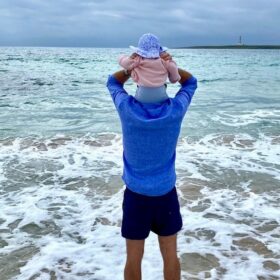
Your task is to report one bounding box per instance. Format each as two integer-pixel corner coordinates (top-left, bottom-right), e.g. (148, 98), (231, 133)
(0, 47), (279, 280)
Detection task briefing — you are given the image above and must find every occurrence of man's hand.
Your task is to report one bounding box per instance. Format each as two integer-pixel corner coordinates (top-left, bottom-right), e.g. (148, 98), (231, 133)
(160, 52), (172, 61)
(178, 68), (193, 85)
(113, 69), (131, 84)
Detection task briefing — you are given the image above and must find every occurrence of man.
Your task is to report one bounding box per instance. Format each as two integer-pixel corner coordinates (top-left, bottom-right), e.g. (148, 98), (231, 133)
(106, 52), (197, 280)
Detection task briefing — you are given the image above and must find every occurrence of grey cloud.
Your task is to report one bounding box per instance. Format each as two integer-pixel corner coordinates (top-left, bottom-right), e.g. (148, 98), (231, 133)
(0, 0), (279, 47)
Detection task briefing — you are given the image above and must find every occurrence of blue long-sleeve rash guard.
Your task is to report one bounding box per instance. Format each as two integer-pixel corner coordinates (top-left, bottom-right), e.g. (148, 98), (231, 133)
(106, 75), (198, 196)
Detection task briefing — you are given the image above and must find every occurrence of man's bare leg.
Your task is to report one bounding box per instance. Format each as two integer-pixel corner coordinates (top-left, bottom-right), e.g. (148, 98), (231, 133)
(158, 234), (181, 280)
(124, 239), (145, 280)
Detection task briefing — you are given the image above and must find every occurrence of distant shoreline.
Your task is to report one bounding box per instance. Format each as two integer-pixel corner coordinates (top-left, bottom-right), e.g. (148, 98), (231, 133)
(179, 45), (280, 49)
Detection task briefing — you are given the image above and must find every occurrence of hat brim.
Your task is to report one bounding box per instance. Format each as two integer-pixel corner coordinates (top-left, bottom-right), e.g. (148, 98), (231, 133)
(129, 45), (169, 58)
(129, 45), (139, 52)
(130, 45), (168, 51)
(160, 46), (168, 52)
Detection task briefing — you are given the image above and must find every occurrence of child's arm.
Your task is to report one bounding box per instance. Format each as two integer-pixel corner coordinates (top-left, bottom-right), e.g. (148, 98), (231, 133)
(165, 60), (181, 83)
(160, 53), (181, 83)
(118, 54), (141, 70)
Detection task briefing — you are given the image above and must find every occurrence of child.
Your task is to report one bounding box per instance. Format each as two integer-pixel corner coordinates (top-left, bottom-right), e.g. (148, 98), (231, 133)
(118, 33), (181, 103)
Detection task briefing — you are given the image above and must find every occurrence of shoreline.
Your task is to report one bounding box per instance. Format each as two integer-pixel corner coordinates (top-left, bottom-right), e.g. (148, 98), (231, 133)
(178, 45), (280, 49)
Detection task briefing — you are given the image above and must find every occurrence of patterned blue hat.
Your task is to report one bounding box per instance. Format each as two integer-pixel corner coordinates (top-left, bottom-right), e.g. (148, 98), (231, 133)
(129, 33), (168, 58)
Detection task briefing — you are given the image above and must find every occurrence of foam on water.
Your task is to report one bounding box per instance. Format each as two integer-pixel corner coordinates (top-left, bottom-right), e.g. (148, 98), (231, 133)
(212, 109), (280, 127)
(0, 132), (279, 279)
(1, 47), (280, 279)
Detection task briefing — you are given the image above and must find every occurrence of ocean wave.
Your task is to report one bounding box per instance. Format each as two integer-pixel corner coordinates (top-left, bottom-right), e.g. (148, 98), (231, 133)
(0, 132), (279, 279)
(1, 57), (24, 62)
(0, 132), (279, 183)
(199, 78), (226, 83)
(211, 109), (280, 127)
(177, 133), (280, 183)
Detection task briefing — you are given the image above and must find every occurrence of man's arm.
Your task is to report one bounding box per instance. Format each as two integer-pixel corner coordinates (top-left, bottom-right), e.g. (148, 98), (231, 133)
(175, 70), (197, 115)
(106, 70), (131, 110)
(160, 52), (198, 115)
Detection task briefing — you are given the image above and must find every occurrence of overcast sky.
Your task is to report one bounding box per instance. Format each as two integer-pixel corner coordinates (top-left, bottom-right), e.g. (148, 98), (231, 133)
(0, 0), (279, 47)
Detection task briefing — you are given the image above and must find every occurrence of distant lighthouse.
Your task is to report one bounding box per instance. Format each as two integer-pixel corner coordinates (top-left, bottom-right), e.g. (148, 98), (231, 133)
(238, 35), (243, 45)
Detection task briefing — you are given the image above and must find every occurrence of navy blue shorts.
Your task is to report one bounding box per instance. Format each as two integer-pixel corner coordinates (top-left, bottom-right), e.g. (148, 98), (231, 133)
(121, 186), (183, 240)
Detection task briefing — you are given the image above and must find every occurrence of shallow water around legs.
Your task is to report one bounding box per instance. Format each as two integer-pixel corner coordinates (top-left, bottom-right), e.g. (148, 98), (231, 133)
(0, 47), (279, 279)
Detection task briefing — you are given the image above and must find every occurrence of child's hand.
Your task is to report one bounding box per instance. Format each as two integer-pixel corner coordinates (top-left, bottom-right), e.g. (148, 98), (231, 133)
(130, 53), (139, 59)
(160, 52), (172, 61)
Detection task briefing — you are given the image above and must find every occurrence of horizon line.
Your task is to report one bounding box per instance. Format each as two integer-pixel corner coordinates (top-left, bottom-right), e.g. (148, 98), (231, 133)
(0, 43), (280, 49)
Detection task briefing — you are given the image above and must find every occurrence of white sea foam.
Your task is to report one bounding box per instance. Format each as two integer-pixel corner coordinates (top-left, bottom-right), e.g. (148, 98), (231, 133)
(0, 132), (279, 279)
(1, 47), (280, 279)
(211, 109), (280, 127)
(177, 133), (280, 184)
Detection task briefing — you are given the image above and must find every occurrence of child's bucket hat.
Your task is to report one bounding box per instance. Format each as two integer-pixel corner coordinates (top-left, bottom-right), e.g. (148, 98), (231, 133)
(129, 33), (168, 58)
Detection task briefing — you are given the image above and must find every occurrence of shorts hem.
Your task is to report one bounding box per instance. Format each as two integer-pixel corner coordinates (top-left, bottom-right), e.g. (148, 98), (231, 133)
(121, 232), (150, 240)
(152, 225), (183, 237)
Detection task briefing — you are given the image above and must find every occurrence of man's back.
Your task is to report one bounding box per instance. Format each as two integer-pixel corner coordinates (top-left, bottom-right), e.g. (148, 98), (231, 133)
(106, 74), (197, 196)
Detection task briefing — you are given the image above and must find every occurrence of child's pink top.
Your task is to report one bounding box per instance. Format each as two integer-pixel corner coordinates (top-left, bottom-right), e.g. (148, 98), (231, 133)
(118, 55), (180, 87)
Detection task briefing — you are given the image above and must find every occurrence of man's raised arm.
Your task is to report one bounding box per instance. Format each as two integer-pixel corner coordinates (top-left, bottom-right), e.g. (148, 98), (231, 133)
(106, 69), (131, 110)
(159, 52), (197, 114)
(174, 68), (197, 115)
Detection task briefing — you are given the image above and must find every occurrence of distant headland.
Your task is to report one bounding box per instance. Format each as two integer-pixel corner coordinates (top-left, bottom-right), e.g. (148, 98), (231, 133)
(179, 36), (280, 49)
(179, 45), (280, 49)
